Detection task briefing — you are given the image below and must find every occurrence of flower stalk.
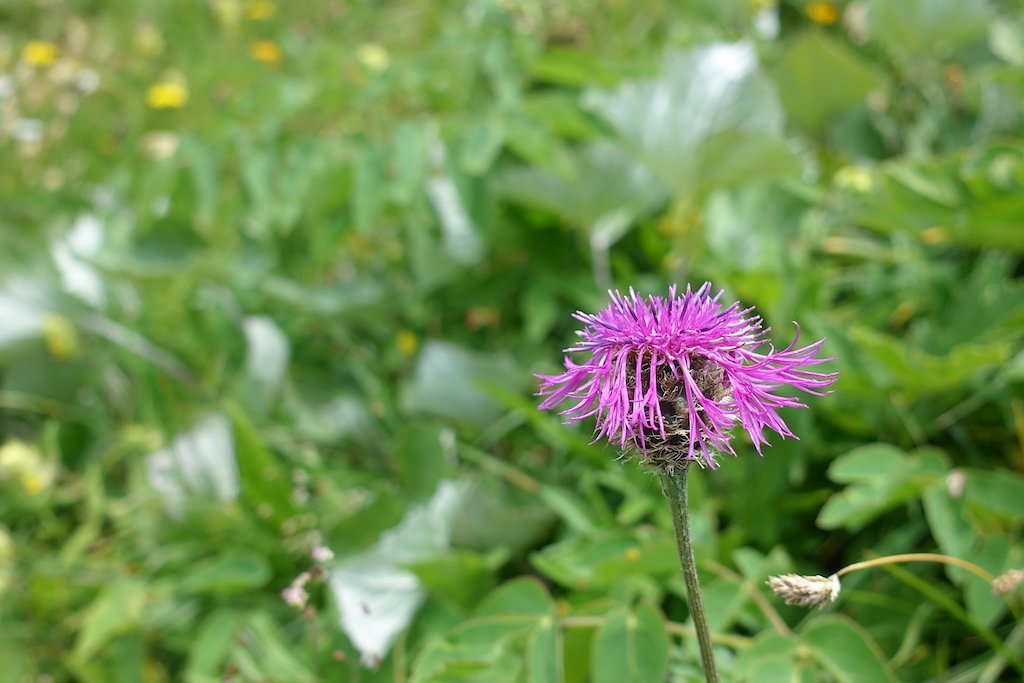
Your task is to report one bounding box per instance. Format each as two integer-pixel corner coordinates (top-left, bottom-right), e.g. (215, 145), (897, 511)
(660, 464), (718, 683)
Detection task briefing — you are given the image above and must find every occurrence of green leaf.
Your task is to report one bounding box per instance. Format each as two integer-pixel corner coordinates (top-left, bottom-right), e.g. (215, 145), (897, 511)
(846, 325), (1011, 399)
(818, 444), (948, 530)
(922, 485), (973, 562)
(184, 610), (240, 682)
(801, 615), (897, 683)
(178, 551), (271, 595)
(403, 341), (523, 426)
(408, 551), (496, 611)
(772, 31), (883, 130)
(530, 48), (619, 87)
(72, 580), (148, 662)
(735, 633), (798, 679)
(393, 424), (449, 500)
(527, 615), (561, 683)
(498, 141), (665, 226)
(475, 577), (555, 619)
(459, 119), (505, 176)
(228, 402), (297, 524)
(233, 611), (316, 683)
(964, 469), (1024, 523)
(585, 44), (796, 197)
(591, 604), (669, 683)
(867, 0), (992, 57)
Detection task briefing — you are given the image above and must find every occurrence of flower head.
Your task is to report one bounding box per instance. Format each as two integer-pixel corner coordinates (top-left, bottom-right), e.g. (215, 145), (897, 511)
(537, 284), (836, 469)
(767, 573), (840, 608)
(146, 81), (188, 110)
(22, 41), (59, 67)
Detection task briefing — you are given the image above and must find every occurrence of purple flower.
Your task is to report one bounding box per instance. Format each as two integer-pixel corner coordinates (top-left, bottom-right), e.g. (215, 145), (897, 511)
(537, 283), (836, 469)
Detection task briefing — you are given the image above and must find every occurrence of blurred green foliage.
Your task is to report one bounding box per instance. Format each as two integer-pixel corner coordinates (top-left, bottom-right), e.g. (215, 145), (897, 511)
(1, 0), (1023, 681)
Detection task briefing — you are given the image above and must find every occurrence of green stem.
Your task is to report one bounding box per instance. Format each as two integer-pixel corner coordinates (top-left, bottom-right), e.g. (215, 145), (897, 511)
(660, 465), (719, 683)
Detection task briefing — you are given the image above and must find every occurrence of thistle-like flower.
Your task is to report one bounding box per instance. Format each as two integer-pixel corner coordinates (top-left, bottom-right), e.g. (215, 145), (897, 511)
(767, 573), (841, 608)
(537, 284), (836, 469)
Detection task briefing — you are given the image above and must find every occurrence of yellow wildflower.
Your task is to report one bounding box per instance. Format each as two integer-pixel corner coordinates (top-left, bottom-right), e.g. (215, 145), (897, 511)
(921, 226), (950, 244)
(245, 0), (276, 21)
(146, 81), (188, 109)
(212, 0), (243, 27)
(41, 314), (79, 359)
(0, 440), (55, 495)
(625, 547), (641, 563)
(0, 441), (37, 475)
(806, 1), (840, 25)
(357, 43), (390, 72)
(251, 40), (281, 65)
(396, 330), (418, 356)
(22, 41), (59, 67)
(834, 165), (873, 193)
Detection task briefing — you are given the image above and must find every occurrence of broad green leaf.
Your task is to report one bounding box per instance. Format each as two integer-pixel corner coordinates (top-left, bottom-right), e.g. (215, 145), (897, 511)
(144, 413), (240, 518)
(403, 341), (522, 426)
(185, 609), (240, 682)
(750, 655), (801, 683)
(527, 616), (561, 683)
(961, 533), (1011, 627)
(352, 142), (385, 232)
(838, 144), (1024, 251)
(497, 142), (665, 226)
(72, 580), (148, 662)
(537, 484), (602, 536)
(503, 112), (576, 179)
(392, 121), (430, 204)
(867, 0), (992, 57)
(530, 48), (619, 87)
(847, 325), (1011, 399)
(818, 444), (948, 530)
(591, 604), (669, 683)
(802, 615), (897, 683)
(330, 481), (467, 664)
(233, 611), (316, 683)
(922, 485), (973, 562)
(585, 43), (796, 197)
(474, 577), (555, 619)
(228, 403), (297, 524)
(393, 423), (449, 500)
(178, 551), (271, 595)
(408, 551), (496, 611)
(459, 119), (505, 176)
(531, 534), (651, 589)
(964, 469), (1024, 523)
(772, 31), (883, 130)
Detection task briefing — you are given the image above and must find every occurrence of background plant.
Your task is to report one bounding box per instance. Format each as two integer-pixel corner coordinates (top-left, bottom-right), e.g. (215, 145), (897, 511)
(1, 0), (1023, 681)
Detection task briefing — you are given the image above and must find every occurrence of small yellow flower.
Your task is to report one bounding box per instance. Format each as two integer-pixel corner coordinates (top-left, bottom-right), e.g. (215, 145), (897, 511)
(806, 1), (840, 25)
(834, 165), (873, 193)
(250, 40), (281, 65)
(0, 441), (38, 475)
(921, 226), (950, 244)
(41, 314), (79, 360)
(212, 0), (243, 27)
(0, 441), (55, 495)
(625, 547), (641, 563)
(146, 81), (188, 109)
(22, 41), (59, 67)
(245, 0), (276, 21)
(357, 43), (390, 72)
(396, 330), (418, 356)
